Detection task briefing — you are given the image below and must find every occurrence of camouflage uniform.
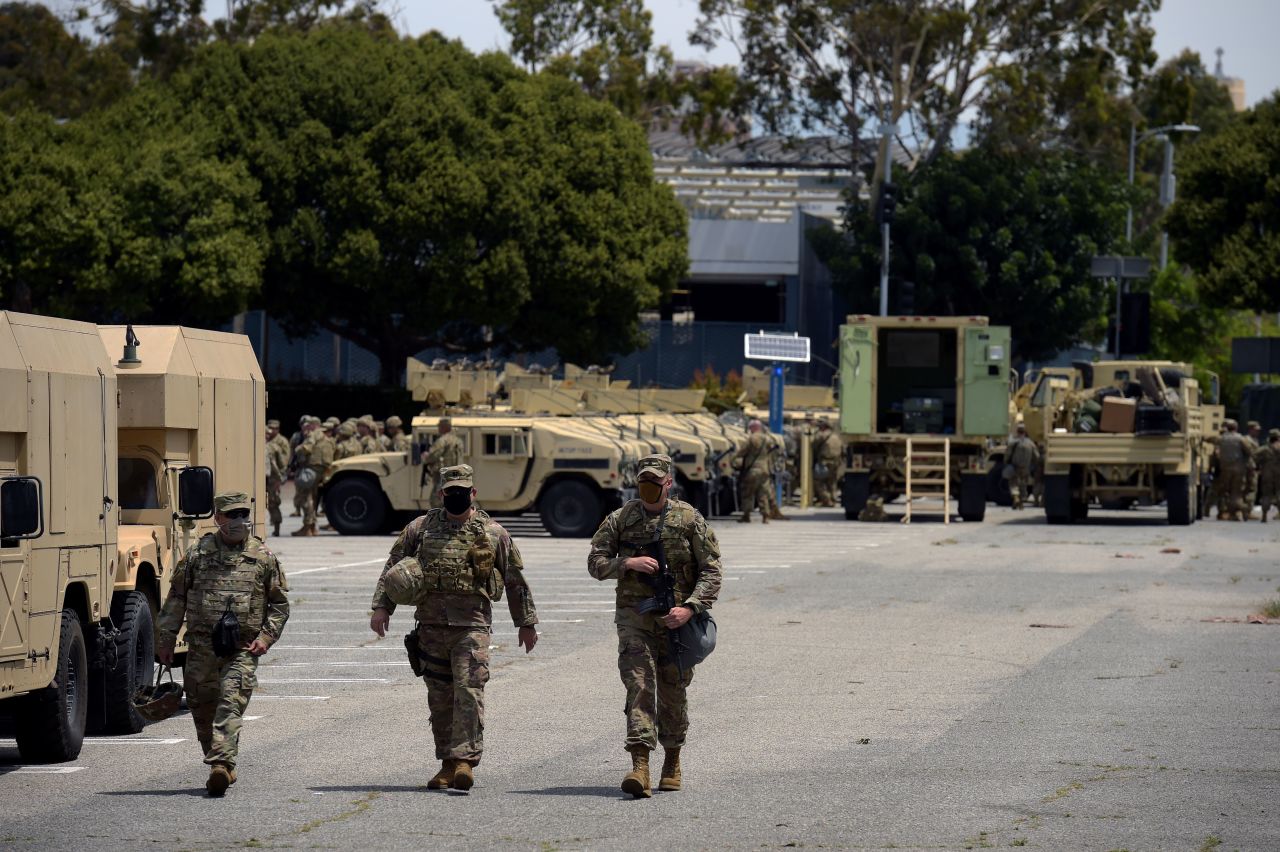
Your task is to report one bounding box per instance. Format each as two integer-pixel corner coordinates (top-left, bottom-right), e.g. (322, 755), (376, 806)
(289, 417), (310, 516)
(1216, 421), (1252, 521)
(1243, 422), (1261, 516)
(157, 495), (289, 774)
(294, 425), (335, 533)
(1257, 430), (1280, 522)
(370, 471), (537, 766)
(858, 495), (887, 521)
(1007, 433), (1040, 511)
(358, 417), (381, 455)
(588, 475), (722, 755)
(386, 415), (412, 453)
(732, 430), (773, 522)
(334, 423), (364, 460)
(265, 422), (290, 533)
(813, 425), (843, 507)
(424, 426), (466, 509)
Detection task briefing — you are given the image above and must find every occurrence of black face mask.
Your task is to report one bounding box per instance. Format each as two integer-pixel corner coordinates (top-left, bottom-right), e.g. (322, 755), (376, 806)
(442, 488), (472, 515)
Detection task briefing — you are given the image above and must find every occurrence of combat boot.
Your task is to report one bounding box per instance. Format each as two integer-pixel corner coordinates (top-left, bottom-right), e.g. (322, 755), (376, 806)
(228, 768), (237, 786)
(271, 522), (280, 537)
(621, 746), (652, 798)
(737, 512), (751, 523)
(427, 760), (456, 790)
(760, 512), (769, 524)
(206, 764), (232, 797)
(450, 760), (474, 791)
(769, 508), (790, 520)
(658, 748), (682, 792)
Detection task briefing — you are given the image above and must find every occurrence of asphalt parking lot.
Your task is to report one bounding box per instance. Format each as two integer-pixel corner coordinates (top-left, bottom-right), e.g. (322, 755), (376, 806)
(2, 499), (1277, 851)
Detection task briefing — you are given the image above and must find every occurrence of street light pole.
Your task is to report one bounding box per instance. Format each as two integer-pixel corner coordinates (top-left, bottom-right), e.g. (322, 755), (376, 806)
(878, 119), (893, 317)
(1126, 123), (1199, 264)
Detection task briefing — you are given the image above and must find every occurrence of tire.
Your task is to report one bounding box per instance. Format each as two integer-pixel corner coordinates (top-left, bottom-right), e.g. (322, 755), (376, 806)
(959, 473), (987, 522)
(104, 591), (155, 734)
(1166, 474), (1193, 526)
(324, 477), (387, 535)
(986, 464), (1012, 506)
(1070, 497), (1089, 523)
(841, 472), (870, 520)
(15, 609), (89, 763)
(539, 480), (603, 538)
(1044, 474), (1071, 524)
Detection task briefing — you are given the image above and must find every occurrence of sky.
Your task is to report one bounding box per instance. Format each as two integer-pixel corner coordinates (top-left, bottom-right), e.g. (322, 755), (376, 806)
(395, 0), (1279, 108)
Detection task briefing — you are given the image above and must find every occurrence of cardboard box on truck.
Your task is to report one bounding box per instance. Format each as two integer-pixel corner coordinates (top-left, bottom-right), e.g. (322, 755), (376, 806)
(1100, 397), (1137, 433)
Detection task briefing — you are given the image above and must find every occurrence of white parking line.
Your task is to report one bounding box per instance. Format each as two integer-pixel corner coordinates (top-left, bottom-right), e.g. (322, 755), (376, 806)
(257, 677), (390, 683)
(2, 766), (84, 774)
(252, 695), (330, 701)
(0, 737), (186, 747)
(289, 559), (384, 576)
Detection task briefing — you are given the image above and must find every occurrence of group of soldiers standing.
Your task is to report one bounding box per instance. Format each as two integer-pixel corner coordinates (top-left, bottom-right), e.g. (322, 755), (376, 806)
(730, 416), (844, 523)
(1212, 419), (1280, 521)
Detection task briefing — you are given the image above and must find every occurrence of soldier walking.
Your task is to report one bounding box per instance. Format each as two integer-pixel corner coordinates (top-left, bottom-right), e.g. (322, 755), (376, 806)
(424, 417), (466, 509)
(732, 420), (773, 523)
(1244, 420), (1262, 518)
(1007, 424), (1040, 511)
(1216, 419), (1253, 521)
(265, 420), (290, 537)
(157, 492), (290, 797)
(369, 465), (538, 791)
(1257, 428), (1280, 523)
(588, 454), (722, 798)
(813, 418), (843, 507)
(289, 415), (309, 517)
(292, 417), (334, 536)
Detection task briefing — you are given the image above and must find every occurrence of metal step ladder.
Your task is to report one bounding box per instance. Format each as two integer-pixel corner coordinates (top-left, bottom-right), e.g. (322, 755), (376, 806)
(904, 436), (951, 524)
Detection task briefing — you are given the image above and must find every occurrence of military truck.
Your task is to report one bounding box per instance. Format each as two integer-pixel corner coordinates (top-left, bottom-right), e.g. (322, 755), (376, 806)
(97, 324), (266, 729)
(1021, 360), (1215, 525)
(838, 315), (1012, 521)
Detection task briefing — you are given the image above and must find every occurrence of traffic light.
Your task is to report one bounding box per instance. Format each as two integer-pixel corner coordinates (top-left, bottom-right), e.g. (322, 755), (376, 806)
(877, 181), (898, 226)
(1119, 291), (1151, 355)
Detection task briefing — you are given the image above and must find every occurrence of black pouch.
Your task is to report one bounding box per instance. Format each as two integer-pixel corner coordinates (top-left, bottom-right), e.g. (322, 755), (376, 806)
(212, 598), (241, 658)
(404, 630), (426, 677)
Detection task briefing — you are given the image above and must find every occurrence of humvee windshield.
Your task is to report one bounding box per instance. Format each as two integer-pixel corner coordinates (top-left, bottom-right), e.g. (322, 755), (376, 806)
(118, 457), (160, 509)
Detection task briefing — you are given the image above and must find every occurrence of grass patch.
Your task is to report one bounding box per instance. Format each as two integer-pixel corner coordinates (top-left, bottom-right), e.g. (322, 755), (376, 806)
(1199, 837), (1222, 852)
(1261, 598), (1280, 619)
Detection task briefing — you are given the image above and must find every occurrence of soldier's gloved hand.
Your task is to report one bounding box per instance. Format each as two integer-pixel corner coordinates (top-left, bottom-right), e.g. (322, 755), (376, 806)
(370, 608), (390, 637)
(518, 626), (538, 654)
(624, 556), (658, 575)
(663, 606), (693, 629)
(247, 638), (270, 657)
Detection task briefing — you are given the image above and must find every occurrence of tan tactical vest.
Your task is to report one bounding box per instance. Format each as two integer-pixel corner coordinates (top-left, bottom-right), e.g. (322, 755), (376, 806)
(186, 536), (270, 643)
(413, 514), (503, 601)
(613, 500), (699, 607)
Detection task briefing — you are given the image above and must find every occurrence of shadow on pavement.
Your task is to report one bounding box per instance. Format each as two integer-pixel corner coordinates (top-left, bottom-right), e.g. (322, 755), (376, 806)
(511, 785), (625, 798)
(308, 784), (428, 793)
(97, 789), (207, 797)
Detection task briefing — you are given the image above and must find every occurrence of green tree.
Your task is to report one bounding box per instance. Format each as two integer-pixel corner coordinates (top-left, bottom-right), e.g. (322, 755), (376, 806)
(0, 2), (131, 117)
(813, 147), (1127, 363)
(1165, 95), (1280, 312)
(694, 0), (1158, 185)
(167, 26), (686, 383)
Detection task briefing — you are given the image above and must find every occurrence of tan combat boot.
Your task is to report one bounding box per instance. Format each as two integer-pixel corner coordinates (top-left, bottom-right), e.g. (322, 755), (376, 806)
(737, 512), (751, 523)
(427, 760), (456, 790)
(450, 760), (474, 791)
(760, 512), (769, 524)
(206, 764), (232, 797)
(621, 746), (651, 798)
(769, 507), (790, 520)
(658, 748), (682, 792)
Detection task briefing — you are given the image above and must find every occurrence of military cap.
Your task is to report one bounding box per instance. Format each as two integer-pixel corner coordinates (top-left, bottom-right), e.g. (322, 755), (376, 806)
(1224, 418), (1238, 429)
(359, 415), (375, 425)
(439, 464), (474, 489)
(305, 415), (321, 426)
(267, 419), (280, 429)
(324, 416), (340, 427)
(1269, 428), (1280, 440)
(386, 415), (402, 428)
(816, 417), (831, 429)
(1246, 420), (1260, 430)
(299, 415), (310, 427)
(338, 422), (355, 437)
(636, 453), (672, 480)
(438, 417), (452, 428)
(214, 491), (251, 513)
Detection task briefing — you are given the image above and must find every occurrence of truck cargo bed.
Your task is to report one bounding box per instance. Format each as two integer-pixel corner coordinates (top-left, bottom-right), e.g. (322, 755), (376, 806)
(1045, 432), (1188, 467)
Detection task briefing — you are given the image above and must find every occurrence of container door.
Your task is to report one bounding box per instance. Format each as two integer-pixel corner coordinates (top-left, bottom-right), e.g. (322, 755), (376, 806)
(962, 326), (1012, 436)
(839, 325), (874, 434)
(0, 547), (28, 662)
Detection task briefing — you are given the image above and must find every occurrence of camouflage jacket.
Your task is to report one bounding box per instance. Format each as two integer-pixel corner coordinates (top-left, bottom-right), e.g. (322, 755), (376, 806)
(360, 435), (381, 455)
(299, 433), (336, 471)
(424, 432), (465, 475)
(371, 508), (537, 629)
(335, 436), (364, 460)
(267, 435), (291, 482)
(816, 431), (843, 464)
(1008, 436), (1040, 471)
(388, 433), (411, 453)
(588, 497), (722, 622)
(733, 433), (773, 476)
(157, 533), (290, 651)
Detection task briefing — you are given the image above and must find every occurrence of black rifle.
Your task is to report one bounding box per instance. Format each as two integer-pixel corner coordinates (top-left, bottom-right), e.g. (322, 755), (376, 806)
(634, 505), (690, 678)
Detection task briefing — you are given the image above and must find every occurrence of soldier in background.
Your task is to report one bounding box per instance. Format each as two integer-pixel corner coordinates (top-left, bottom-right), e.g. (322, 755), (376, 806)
(265, 420), (290, 537)
(368, 465), (538, 792)
(292, 418), (334, 536)
(1244, 420), (1262, 518)
(1006, 424), (1041, 511)
(358, 416), (381, 454)
(334, 422), (363, 460)
(764, 430), (790, 520)
(289, 415), (310, 517)
(385, 415), (411, 452)
(588, 454), (722, 798)
(1257, 428), (1280, 523)
(732, 420), (773, 524)
(424, 417), (466, 509)
(157, 491), (290, 797)
(374, 420), (390, 451)
(812, 419), (843, 508)
(1216, 419), (1252, 521)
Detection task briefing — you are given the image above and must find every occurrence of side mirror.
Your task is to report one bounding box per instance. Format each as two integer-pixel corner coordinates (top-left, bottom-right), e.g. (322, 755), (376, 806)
(0, 477), (43, 540)
(177, 467), (214, 519)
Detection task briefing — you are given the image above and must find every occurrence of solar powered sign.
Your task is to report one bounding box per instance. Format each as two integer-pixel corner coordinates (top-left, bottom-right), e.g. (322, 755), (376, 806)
(744, 332), (811, 363)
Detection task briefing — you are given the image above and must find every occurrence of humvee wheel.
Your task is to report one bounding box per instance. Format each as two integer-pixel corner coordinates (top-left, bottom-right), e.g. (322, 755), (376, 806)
(540, 480), (602, 538)
(1166, 474), (1193, 526)
(325, 478), (387, 535)
(105, 590), (155, 733)
(15, 609), (88, 762)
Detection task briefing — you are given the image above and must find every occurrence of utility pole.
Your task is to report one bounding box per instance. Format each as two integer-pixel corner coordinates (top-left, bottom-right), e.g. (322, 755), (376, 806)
(878, 119), (893, 317)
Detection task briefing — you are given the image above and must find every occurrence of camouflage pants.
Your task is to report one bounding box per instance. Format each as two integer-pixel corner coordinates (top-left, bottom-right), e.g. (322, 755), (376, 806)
(266, 477), (283, 526)
(183, 646), (257, 770)
(1260, 477), (1280, 515)
(300, 469), (324, 526)
(739, 472), (771, 516)
(1010, 470), (1033, 510)
(1218, 466), (1246, 517)
(814, 468), (840, 505)
(616, 609), (695, 751)
(417, 624), (490, 764)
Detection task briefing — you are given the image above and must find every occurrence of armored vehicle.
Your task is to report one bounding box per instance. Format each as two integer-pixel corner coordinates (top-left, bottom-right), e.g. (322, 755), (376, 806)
(838, 315), (1012, 521)
(1021, 360), (1217, 525)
